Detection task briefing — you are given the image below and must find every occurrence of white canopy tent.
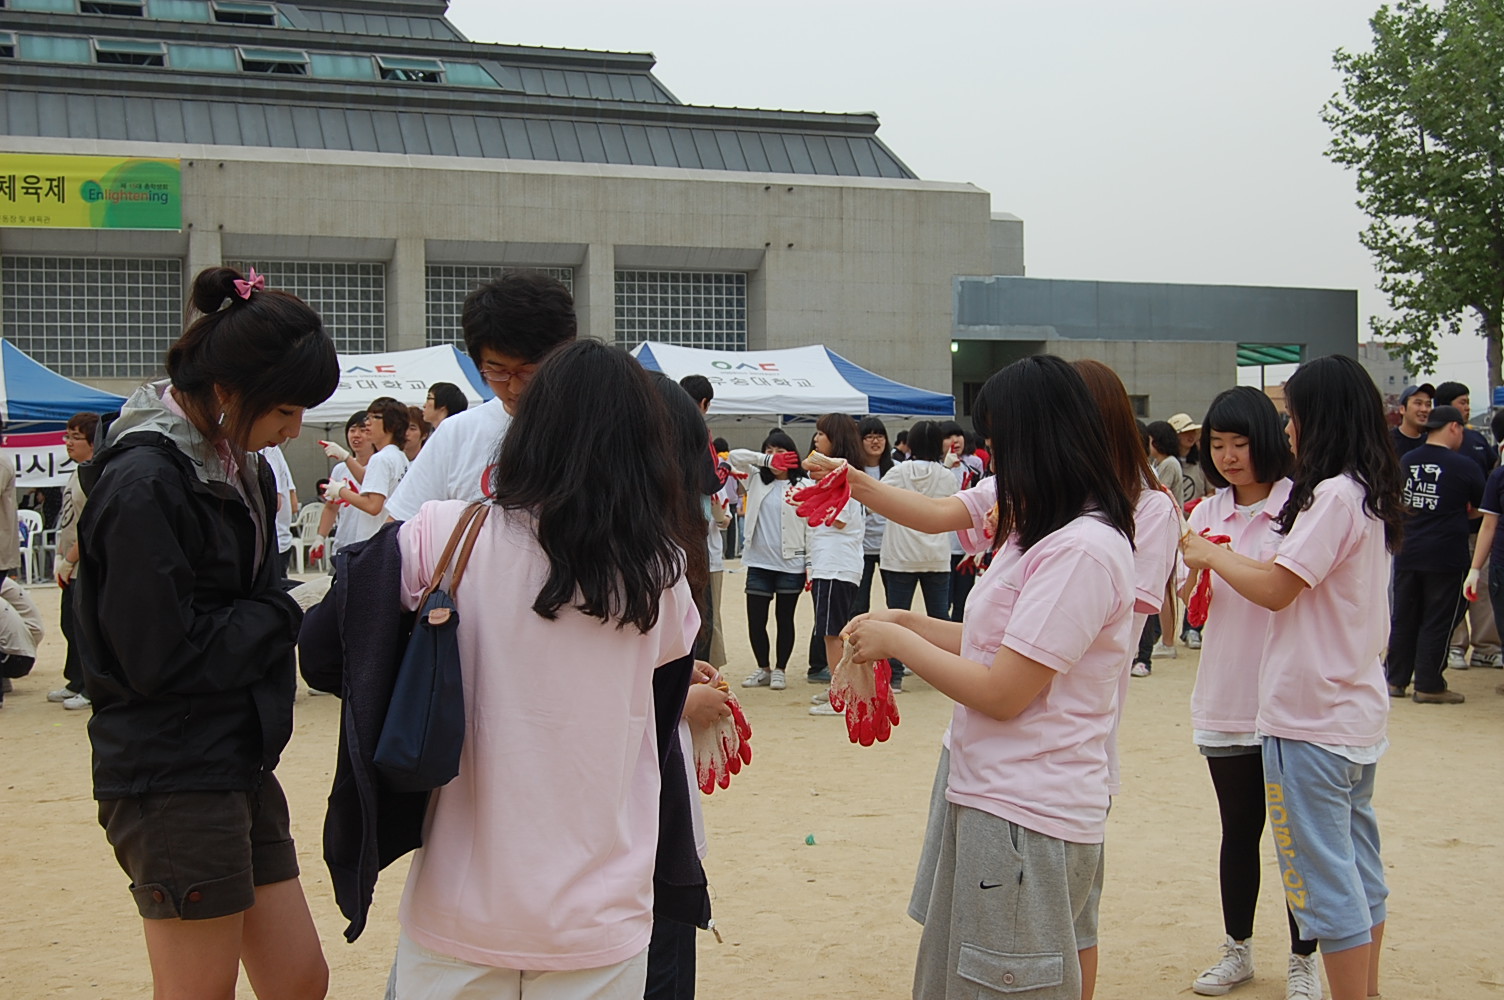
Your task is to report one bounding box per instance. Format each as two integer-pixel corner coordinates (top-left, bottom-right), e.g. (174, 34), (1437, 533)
(630, 342), (953, 417)
(302, 345), (492, 426)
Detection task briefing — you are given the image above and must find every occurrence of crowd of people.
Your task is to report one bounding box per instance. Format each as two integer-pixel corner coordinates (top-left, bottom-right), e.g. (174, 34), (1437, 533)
(8, 262), (1499, 1000)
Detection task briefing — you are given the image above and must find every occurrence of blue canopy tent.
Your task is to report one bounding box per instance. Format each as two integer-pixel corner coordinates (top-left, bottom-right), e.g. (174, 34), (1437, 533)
(631, 342), (953, 417)
(0, 340), (127, 430)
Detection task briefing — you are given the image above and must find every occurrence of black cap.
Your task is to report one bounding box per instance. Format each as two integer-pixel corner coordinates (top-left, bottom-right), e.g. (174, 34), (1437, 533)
(1424, 404), (1465, 430)
(1399, 383), (1437, 405)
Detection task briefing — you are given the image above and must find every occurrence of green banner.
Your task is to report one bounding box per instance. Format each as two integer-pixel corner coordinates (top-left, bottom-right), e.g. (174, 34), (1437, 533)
(0, 153), (182, 230)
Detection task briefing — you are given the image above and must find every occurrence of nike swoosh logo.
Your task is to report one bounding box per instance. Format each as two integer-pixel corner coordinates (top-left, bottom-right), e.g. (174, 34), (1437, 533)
(979, 881), (1004, 889)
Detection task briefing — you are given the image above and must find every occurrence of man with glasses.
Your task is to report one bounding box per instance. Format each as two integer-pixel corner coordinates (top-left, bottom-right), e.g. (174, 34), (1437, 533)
(386, 271), (576, 520)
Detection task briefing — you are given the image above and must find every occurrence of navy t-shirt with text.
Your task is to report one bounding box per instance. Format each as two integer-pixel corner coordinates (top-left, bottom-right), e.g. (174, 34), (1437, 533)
(1481, 466), (1504, 566)
(1397, 442), (1484, 574)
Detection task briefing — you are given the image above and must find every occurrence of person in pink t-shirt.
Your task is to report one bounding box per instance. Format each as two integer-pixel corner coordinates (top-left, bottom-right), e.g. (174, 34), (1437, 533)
(844, 356), (1137, 1000)
(1180, 387), (1321, 999)
(1182, 356), (1406, 1000)
(391, 341), (702, 1000)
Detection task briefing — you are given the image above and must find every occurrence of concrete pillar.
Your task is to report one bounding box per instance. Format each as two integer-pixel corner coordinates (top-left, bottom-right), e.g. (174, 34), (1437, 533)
(575, 243), (615, 345)
(185, 226), (222, 289)
(388, 237), (426, 351)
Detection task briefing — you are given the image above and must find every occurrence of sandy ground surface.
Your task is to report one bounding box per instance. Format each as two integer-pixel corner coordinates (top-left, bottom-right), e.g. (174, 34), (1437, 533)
(2, 564), (1503, 1000)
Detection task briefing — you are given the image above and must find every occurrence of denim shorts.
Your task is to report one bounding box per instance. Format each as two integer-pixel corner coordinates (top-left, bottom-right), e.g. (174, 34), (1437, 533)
(745, 565), (805, 596)
(1263, 737), (1388, 952)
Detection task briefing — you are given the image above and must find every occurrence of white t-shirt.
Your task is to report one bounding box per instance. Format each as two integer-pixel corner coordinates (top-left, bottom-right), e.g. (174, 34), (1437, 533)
(259, 444), (295, 553)
(386, 398), (512, 521)
(743, 482), (803, 574)
(344, 444), (408, 547)
(807, 498), (864, 584)
(861, 465), (887, 555)
(329, 460), (358, 551)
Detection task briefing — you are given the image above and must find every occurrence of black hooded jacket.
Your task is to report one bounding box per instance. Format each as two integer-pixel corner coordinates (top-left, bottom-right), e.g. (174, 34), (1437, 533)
(75, 385), (300, 799)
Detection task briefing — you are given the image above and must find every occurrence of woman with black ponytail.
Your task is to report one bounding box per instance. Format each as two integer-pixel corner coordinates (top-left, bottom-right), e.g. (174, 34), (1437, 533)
(75, 266), (338, 1000)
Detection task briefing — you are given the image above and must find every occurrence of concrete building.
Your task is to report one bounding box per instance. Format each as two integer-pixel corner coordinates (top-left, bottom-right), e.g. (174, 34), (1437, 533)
(1358, 340), (1410, 408)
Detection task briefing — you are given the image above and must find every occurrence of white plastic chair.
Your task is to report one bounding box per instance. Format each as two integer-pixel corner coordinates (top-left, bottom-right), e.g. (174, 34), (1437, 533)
(17, 509), (44, 585)
(289, 502), (326, 574)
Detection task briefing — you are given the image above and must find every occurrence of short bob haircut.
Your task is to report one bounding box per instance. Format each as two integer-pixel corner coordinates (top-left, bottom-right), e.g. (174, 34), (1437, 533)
(857, 415), (894, 478)
(489, 340), (687, 632)
(366, 397), (410, 443)
(906, 420), (944, 463)
(972, 355), (1135, 551)
(1072, 359), (1155, 505)
(1277, 354), (1405, 551)
(168, 266), (338, 450)
(427, 381), (469, 417)
(1199, 386), (1293, 490)
(461, 269), (577, 367)
(758, 428), (805, 487)
(679, 374), (714, 407)
(1145, 420), (1181, 460)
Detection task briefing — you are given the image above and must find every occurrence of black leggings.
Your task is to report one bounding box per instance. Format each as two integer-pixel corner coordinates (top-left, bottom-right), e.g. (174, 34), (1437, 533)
(1206, 752), (1316, 954)
(747, 591), (799, 671)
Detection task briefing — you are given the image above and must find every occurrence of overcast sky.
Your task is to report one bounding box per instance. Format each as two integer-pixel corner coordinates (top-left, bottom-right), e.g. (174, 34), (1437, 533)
(446, 0), (1483, 390)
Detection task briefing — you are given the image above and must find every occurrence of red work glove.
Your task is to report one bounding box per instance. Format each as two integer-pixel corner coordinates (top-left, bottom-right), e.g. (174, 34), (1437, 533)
(309, 537), (326, 562)
(769, 450), (801, 472)
(691, 694), (753, 794)
(955, 554), (978, 575)
(828, 642), (900, 747)
(1186, 531), (1232, 628)
(787, 465), (852, 527)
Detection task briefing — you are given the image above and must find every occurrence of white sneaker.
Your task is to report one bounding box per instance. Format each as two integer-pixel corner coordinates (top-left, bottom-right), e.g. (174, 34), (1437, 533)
(811, 691), (830, 704)
(1131, 661), (1151, 677)
(809, 701), (840, 715)
(1448, 647), (1467, 670)
(1152, 641), (1178, 659)
(1186, 628), (1202, 649)
(769, 669), (787, 691)
(1193, 936), (1254, 995)
(741, 668), (772, 688)
(1470, 651), (1502, 669)
(1286, 952), (1322, 1000)
(47, 688), (75, 703)
(63, 693), (92, 711)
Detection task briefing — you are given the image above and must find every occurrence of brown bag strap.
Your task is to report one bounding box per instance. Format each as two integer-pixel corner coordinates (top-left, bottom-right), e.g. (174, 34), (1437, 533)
(447, 504), (490, 596)
(419, 502), (487, 606)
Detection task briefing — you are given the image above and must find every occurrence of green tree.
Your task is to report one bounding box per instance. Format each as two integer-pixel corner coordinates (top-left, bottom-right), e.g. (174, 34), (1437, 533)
(1324, 0), (1504, 388)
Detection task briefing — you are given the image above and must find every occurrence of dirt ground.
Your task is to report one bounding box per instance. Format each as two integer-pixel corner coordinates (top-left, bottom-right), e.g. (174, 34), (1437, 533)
(2, 565), (1503, 999)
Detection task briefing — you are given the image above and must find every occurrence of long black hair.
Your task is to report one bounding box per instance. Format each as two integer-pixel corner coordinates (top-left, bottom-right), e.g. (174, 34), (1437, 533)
(1200, 386), (1293, 490)
(490, 340), (687, 632)
(1276, 354), (1405, 551)
(816, 412), (864, 466)
(858, 415), (895, 478)
(758, 428), (805, 487)
(169, 266), (338, 449)
(972, 355), (1135, 551)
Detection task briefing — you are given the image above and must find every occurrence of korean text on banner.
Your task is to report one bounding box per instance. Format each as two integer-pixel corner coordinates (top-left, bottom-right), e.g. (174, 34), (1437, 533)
(3, 431), (74, 488)
(0, 154), (182, 231)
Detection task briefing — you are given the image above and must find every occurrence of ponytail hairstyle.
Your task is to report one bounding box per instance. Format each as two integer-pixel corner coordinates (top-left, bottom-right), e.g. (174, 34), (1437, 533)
(1072, 359), (1155, 505)
(1200, 386), (1292, 489)
(1276, 354), (1405, 551)
(857, 415), (894, 478)
(972, 355), (1135, 552)
(490, 340), (687, 633)
(816, 412), (864, 467)
(168, 266), (338, 450)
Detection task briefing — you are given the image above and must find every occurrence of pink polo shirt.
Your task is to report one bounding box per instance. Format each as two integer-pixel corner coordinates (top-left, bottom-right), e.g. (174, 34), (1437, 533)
(396, 500), (699, 971)
(1187, 480), (1292, 735)
(946, 514), (1136, 844)
(1259, 475), (1390, 746)
(955, 477), (997, 556)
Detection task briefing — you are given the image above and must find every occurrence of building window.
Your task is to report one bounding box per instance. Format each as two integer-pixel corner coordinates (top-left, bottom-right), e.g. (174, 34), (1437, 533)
(210, 0), (274, 24)
(444, 61), (500, 89)
(238, 46), (306, 74)
(147, 0), (212, 22)
(167, 43), (236, 71)
(12, 0), (75, 11)
(376, 54), (443, 83)
(424, 265), (574, 347)
(227, 260), (386, 353)
(2, 256), (181, 378)
(614, 271), (747, 350)
(1128, 394), (1150, 418)
(309, 52), (374, 80)
(94, 38), (166, 66)
(17, 34), (92, 63)
(80, 0), (145, 14)
(0, 33), (14, 58)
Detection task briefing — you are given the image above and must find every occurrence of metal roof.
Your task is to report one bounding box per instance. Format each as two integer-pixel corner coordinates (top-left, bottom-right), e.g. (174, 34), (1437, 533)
(0, 1), (915, 178)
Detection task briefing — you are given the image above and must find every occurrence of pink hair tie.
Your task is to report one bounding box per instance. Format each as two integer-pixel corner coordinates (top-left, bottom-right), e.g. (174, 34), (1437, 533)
(233, 267), (266, 300)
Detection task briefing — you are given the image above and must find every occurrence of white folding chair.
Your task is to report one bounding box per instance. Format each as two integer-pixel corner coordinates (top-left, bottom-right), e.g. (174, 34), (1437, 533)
(288, 501), (327, 574)
(17, 509), (44, 585)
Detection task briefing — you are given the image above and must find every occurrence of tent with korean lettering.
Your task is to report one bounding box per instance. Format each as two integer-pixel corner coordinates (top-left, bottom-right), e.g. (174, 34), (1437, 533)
(300, 345), (493, 426)
(629, 342), (953, 417)
(0, 339), (126, 430)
